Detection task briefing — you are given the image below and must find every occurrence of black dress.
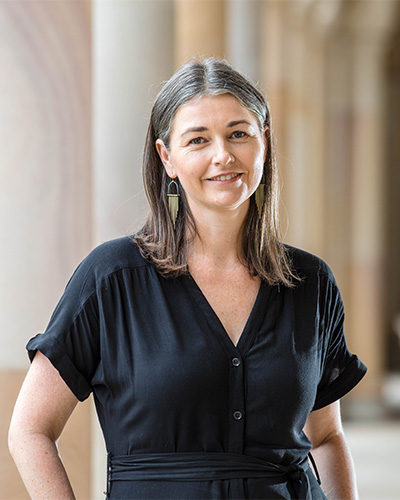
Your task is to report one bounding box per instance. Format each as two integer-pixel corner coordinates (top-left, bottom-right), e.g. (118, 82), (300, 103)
(27, 237), (367, 500)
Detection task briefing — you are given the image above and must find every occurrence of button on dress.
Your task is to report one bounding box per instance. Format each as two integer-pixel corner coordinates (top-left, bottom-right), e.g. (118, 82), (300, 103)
(27, 237), (367, 499)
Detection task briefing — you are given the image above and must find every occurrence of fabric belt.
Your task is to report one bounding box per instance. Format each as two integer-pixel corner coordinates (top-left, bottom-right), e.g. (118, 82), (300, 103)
(106, 451), (314, 499)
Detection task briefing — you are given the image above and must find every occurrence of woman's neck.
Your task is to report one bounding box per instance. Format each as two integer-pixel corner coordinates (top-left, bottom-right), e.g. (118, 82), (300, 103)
(187, 203), (249, 269)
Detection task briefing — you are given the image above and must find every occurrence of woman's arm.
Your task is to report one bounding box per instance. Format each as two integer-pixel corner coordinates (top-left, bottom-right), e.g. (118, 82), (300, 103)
(8, 351), (79, 500)
(304, 400), (359, 500)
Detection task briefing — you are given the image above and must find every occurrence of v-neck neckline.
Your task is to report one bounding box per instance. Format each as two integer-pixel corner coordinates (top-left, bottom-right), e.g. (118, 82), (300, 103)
(184, 273), (271, 355)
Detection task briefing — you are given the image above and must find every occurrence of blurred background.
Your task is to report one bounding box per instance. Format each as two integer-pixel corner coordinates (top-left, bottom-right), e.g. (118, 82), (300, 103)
(1, 0), (399, 498)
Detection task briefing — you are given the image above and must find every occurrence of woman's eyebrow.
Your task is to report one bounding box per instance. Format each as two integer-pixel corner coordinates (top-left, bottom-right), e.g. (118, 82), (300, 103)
(180, 126), (208, 137)
(227, 120), (252, 128)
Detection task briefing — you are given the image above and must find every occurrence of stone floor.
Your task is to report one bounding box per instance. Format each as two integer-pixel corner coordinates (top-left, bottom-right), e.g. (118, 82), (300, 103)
(343, 420), (400, 500)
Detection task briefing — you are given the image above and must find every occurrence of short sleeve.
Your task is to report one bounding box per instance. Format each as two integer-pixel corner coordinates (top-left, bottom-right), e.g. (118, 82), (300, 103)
(312, 276), (367, 411)
(26, 256), (100, 401)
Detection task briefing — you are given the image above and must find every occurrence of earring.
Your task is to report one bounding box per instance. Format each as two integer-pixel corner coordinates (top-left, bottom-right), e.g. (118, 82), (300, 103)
(167, 179), (180, 229)
(255, 183), (265, 219)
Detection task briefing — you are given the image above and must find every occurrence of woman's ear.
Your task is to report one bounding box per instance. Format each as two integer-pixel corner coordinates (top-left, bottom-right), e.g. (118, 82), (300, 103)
(156, 139), (176, 178)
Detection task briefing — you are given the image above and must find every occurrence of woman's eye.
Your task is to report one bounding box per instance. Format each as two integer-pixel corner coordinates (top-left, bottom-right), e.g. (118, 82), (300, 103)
(189, 137), (204, 145)
(231, 131), (247, 139)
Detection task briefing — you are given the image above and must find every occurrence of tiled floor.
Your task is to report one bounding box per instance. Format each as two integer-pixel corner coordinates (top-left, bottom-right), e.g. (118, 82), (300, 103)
(343, 420), (400, 500)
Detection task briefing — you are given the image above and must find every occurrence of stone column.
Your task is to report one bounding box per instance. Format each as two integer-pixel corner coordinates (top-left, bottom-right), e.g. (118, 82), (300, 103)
(259, 2), (289, 241)
(174, 0), (226, 67)
(92, 0), (174, 495)
(0, 1), (92, 498)
(225, 0), (261, 82)
(93, 0), (174, 245)
(261, 1), (311, 249)
(325, 7), (355, 298)
(301, 1), (343, 260)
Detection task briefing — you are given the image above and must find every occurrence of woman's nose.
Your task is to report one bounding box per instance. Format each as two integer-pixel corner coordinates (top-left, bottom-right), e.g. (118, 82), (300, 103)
(212, 140), (234, 166)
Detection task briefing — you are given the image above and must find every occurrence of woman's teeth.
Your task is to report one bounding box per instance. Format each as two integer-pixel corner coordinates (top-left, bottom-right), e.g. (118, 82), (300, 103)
(210, 173), (240, 181)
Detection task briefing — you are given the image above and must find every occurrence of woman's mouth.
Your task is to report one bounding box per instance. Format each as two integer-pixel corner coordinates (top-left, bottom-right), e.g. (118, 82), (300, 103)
(208, 173), (242, 182)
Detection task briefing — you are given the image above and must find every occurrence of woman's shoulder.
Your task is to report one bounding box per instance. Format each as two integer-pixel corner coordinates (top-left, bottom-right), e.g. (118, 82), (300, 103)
(81, 236), (150, 277)
(67, 236), (150, 300)
(284, 244), (337, 286)
(86, 235), (147, 271)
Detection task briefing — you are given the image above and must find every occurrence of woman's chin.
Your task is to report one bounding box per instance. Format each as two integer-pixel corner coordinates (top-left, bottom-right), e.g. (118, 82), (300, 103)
(211, 195), (250, 213)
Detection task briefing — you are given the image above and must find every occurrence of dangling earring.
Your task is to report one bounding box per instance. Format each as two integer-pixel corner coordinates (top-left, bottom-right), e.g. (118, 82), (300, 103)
(167, 179), (180, 229)
(255, 182), (265, 219)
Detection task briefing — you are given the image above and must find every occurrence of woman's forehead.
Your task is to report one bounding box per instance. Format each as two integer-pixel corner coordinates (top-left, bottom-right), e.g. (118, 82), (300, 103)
(170, 94), (259, 133)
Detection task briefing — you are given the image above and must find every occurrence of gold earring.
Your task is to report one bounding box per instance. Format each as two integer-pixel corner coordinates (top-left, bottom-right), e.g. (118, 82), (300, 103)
(255, 183), (265, 219)
(167, 179), (180, 229)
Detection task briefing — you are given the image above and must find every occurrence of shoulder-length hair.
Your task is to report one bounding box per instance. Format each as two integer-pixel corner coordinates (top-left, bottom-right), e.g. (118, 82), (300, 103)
(135, 57), (297, 287)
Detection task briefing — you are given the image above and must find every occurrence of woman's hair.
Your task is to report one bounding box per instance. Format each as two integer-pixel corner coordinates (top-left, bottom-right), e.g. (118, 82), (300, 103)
(135, 57), (297, 287)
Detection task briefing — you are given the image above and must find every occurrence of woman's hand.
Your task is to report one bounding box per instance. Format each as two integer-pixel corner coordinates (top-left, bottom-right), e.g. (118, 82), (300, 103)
(304, 400), (359, 500)
(8, 351), (79, 499)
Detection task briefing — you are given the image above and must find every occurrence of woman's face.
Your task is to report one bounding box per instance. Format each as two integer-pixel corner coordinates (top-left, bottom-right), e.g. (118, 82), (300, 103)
(156, 94), (268, 219)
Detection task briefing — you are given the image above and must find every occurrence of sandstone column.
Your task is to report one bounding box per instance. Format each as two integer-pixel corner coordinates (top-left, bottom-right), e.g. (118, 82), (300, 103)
(174, 0), (225, 68)
(92, 0), (174, 495)
(225, 0), (260, 82)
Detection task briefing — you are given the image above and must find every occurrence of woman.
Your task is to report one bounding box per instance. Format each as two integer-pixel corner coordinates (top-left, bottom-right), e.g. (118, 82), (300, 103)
(9, 58), (366, 499)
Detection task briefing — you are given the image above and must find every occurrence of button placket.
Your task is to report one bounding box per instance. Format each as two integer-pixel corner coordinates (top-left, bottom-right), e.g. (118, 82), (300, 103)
(228, 354), (245, 454)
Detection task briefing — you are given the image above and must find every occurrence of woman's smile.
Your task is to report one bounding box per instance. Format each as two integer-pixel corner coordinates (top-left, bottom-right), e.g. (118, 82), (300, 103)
(207, 172), (242, 182)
